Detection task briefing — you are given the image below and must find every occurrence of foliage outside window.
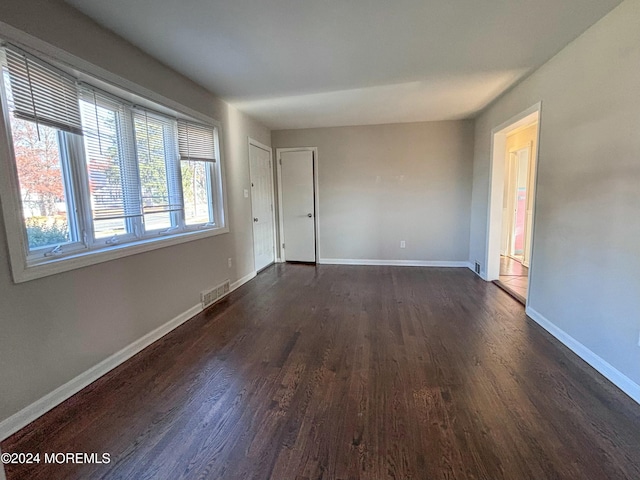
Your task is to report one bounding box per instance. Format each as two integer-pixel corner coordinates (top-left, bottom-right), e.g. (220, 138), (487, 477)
(9, 118), (72, 249)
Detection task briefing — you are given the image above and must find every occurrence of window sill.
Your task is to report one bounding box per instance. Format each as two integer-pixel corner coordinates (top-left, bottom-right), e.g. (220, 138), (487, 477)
(11, 225), (229, 283)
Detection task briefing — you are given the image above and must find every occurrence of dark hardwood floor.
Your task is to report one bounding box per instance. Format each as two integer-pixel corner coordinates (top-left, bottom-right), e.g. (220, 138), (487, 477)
(3, 264), (640, 479)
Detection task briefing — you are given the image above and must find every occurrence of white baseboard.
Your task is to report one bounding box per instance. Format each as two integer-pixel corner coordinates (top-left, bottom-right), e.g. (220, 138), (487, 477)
(231, 270), (256, 291)
(526, 306), (640, 405)
(319, 258), (472, 268)
(0, 270), (258, 442)
(0, 303), (201, 442)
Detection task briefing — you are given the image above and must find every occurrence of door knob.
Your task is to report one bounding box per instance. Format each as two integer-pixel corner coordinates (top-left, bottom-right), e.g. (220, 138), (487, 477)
(307, 213), (313, 218)
(253, 217), (258, 222)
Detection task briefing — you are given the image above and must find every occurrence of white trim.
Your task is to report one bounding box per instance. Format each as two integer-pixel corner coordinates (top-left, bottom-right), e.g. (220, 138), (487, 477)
(0, 303), (200, 441)
(319, 258), (472, 268)
(526, 306), (640, 405)
(246, 138), (271, 152)
(248, 138), (277, 272)
(275, 151), (285, 261)
(10, 226), (230, 283)
(312, 149), (321, 261)
(230, 270), (257, 291)
(275, 147), (320, 263)
(0, 269), (258, 441)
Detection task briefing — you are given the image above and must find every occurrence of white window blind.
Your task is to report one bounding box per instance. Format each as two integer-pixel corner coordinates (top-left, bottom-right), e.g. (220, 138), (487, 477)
(79, 87), (141, 233)
(5, 45), (83, 135)
(133, 110), (182, 229)
(177, 120), (216, 162)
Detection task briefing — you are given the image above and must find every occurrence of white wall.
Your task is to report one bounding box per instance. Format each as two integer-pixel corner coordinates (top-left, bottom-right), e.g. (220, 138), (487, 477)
(469, 0), (640, 385)
(0, 0), (269, 426)
(272, 121), (474, 263)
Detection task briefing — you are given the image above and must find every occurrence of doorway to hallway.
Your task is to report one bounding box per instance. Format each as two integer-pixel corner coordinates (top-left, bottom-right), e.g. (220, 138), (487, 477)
(485, 103), (540, 305)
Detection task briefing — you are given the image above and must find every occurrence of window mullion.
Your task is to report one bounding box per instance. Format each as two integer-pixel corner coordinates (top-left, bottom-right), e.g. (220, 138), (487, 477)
(168, 123), (184, 230)
(123, 107), (143, 238)
(57, 132), (79, 244)
(62, 132), (94, 250)
(207, 162), (215, 225)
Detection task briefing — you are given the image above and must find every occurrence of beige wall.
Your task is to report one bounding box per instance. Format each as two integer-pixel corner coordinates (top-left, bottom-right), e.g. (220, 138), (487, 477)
(469, 0), (640, 384)
(0, 0), (269, 424)
(272, 121), (474, 263)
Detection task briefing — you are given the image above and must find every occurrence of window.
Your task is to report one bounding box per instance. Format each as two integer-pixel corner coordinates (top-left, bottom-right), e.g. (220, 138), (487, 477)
(0, 44), (227, 282)
(7, 117), (78, 252)
(178, 120), (219, 227)
(79, 89), (138, 243)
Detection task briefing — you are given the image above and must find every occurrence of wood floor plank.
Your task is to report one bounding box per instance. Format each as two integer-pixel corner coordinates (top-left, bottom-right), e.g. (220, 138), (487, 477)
(2, 264), (640, 480)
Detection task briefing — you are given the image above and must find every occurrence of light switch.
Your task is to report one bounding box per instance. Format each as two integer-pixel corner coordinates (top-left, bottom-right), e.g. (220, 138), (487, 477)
(244, 189), (249, 198)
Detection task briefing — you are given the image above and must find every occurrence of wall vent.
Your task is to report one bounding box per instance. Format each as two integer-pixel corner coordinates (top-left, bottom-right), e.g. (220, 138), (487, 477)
(201, 280), (231, 309)
(474, 262), (481, 275)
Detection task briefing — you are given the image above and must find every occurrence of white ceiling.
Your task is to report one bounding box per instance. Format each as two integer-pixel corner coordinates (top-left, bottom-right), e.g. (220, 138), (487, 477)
(65, 0), (621, 130)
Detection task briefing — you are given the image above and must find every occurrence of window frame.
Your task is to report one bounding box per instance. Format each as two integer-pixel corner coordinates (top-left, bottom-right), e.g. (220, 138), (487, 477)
(78, 89), (140, 247)
(2, 117), (85, 261)
(180, 130), (224, 231)
(132, 108), (182, 236)
(0, 39), (229, 283)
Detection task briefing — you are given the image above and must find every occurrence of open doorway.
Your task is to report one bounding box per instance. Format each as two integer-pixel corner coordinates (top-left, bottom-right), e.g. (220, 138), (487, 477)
(486, 104), (540, 305)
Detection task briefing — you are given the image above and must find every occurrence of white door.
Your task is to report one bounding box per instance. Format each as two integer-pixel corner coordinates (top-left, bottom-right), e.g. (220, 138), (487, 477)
(280, 150), (315, 262)
(249, 143), (275, 271)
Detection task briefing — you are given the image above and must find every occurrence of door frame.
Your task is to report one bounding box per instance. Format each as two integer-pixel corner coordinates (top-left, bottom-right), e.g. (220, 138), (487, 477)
(486, 103), (541, 306)
(275, 147), (320, 263)
(248, 137), (277, 271)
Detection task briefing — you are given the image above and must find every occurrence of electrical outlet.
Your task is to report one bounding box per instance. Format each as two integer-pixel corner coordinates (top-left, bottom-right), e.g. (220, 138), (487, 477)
(400, 240), (406, 249)
(228, 257), (232, 268)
